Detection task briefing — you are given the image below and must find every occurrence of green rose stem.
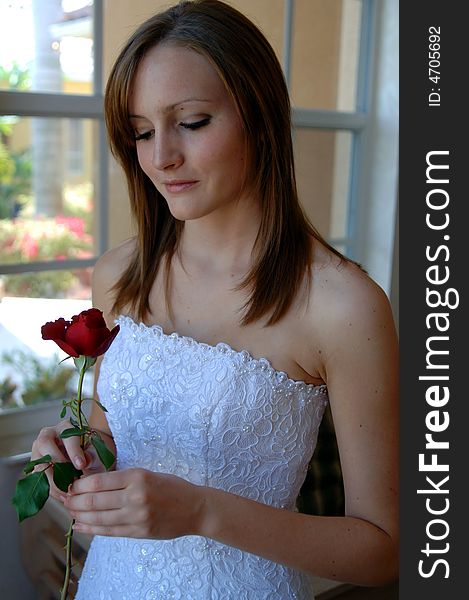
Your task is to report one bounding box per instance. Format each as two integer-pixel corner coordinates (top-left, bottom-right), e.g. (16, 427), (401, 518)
(75, 357), (90, 444)
(62, 518), (75, 600)
(60, 355), (95, 600)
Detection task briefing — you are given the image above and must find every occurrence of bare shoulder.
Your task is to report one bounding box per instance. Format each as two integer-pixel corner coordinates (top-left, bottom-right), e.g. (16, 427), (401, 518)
(92, 237), (136, 324)
(93, 237), (136, 284)
(308, 244), (396, 346)
(298, 242), (398, 385)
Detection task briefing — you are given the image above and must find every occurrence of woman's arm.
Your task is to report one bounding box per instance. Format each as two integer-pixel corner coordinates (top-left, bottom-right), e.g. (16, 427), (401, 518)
(198, 267), (399, 585)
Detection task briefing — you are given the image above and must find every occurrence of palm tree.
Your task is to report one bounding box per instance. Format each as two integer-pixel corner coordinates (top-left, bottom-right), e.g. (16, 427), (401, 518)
(31, 0), (64, 217)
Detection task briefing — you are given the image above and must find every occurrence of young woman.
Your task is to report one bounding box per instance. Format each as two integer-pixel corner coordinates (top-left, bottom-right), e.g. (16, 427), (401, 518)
(31, 1), (399, 598)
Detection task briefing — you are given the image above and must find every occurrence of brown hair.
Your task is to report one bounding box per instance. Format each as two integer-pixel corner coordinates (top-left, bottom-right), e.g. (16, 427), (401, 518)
(105, 0), (346, 325)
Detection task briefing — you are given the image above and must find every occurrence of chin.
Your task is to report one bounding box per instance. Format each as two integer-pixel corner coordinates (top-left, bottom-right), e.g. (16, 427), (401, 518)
(163, 194), (221, 222)
(165, 202), (209, 222)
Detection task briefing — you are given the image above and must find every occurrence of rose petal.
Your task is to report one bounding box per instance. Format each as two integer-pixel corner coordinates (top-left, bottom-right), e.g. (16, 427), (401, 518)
(41, 318), (80, 357)
(41, 318), (69, 341)
(82, 308), (107, 329)
(90, 325), (120, 357)
(65, 322), (105, 356)
(51, 339), (80, 358)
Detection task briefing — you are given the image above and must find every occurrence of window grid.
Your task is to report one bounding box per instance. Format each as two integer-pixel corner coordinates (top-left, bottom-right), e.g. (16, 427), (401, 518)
(0, 0), (106, 277)
(347, 0), (376, 262)
(288, 0), (375, 262)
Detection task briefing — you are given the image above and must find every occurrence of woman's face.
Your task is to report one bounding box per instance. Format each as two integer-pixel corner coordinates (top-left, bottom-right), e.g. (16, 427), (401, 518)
(129, 43), (251, 222)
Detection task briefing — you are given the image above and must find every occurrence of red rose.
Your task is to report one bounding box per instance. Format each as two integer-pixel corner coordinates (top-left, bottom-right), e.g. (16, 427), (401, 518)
(41, 308), (120, 358)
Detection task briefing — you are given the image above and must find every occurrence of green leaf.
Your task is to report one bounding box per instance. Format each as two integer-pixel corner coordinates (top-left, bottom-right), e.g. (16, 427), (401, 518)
(60, 406), (67, 419)
(70, 416), (80, 428)
(73, 355), (87, 371)
(12, 472), (50, 522)
(73, 355), (96, 371)
(23, 454), (52, 475)
(94, 399), (108, 412)
(52, 462), (83, 492)
(85, 356), (97, 369)
(59, 427), (89, 439)
(91, 434), (115, 471)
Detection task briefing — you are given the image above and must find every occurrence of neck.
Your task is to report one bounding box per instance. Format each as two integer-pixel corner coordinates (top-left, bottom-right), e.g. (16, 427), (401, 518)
(178, 198), (262, 275)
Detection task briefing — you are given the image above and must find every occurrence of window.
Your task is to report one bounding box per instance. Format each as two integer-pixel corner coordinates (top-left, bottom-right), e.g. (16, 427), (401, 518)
(0, 0), (398, 421)
(223, 0), (398, 283)
(0, 0), (105, 416)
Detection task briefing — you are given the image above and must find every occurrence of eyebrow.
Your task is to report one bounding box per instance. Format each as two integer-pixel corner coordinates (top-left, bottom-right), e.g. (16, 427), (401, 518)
(129, 98), (213, 119)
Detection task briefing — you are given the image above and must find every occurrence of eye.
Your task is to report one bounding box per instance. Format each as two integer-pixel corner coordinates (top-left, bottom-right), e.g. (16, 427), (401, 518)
(134, 129), (154, 142)
(179, 117), (211, 130)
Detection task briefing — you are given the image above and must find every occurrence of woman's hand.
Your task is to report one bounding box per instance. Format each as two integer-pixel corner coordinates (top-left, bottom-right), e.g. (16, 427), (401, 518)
(30, 420), (113, 502)
(64, 468), (206, 539)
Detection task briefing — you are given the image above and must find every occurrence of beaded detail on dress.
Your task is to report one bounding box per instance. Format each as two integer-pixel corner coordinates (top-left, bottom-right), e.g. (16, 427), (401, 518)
(75, 315), (328, 600)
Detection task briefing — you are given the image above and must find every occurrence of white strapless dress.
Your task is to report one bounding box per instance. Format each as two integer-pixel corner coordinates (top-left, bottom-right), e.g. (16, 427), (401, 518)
(75, 315), (328, 600)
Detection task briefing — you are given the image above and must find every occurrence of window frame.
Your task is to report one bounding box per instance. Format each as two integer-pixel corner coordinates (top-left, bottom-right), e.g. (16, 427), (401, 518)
(285, 0), (378, 265)
(0, 0), (107, 278)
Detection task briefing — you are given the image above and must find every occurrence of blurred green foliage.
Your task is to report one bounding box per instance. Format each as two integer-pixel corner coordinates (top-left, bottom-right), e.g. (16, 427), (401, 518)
(0, 350), (75, 409)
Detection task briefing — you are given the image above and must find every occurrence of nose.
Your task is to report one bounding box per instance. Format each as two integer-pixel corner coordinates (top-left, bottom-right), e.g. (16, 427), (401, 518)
(151, 129), (183, 171)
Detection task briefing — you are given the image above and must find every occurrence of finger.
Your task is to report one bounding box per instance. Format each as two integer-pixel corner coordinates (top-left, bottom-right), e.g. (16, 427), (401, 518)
(31, 429), (68, 499)
(70, 470), (127, 495)
(65, 489), (122, 512)
(56, 421), (87, 470)
(72, 521), (130, 537)
(82, 449), (106, 476)
(31, 421), (85, 469)
(31, 427), (68, 463)
(69, 507), (126, 527)
(31, 424), (83, 501)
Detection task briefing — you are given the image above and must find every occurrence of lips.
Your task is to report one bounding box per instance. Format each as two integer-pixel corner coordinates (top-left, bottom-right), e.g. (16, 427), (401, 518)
(163, 180), (198, 193)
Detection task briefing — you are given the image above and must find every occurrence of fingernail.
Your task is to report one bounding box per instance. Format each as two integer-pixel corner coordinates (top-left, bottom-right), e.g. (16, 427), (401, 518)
(74, 456), (84, 468)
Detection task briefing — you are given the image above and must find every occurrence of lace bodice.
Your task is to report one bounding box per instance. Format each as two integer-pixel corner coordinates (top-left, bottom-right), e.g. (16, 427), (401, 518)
(76, 315), (328, 599)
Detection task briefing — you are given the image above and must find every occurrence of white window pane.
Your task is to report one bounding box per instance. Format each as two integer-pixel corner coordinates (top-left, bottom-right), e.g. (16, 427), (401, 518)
(0, 0), (94, 95)
(0, 294), (93, 416)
